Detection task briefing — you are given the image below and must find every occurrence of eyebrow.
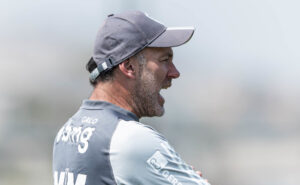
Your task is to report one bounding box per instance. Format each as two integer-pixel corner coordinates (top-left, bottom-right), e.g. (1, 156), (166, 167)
(160, 52), (173, 59)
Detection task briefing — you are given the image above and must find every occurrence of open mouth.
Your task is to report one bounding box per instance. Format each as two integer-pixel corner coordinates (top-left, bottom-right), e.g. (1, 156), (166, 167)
(158, 92), (165, 106)
(158, 80), (172, 106)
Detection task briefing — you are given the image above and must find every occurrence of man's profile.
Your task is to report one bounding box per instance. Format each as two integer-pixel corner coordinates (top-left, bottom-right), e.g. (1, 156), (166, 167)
(52, 11), (209, 185)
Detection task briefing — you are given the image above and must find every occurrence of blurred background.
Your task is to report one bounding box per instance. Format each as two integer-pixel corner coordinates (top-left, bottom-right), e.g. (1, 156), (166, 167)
(1, 0), (300, 184)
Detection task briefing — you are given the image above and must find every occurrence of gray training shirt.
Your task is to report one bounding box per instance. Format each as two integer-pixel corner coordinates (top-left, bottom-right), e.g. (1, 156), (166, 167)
(53, 100), (210, 185)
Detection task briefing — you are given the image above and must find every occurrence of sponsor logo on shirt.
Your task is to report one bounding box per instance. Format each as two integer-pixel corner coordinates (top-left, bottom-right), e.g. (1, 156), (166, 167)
(81, 116), (98, 124)
(56, 121), (95, 154)
(54, 169), (86, 185)
(147, 150), (182, 185)
(147, 151), (168, 171)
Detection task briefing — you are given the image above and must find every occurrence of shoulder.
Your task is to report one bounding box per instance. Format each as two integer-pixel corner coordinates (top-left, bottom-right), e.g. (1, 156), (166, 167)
(109, 120), (208, 185)
(109, 120), (170, 184)
(110, 119), (166, 157)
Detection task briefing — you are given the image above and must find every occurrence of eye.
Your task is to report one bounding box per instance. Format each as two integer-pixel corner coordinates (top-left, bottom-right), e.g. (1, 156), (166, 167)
(160, 58), (169, 63)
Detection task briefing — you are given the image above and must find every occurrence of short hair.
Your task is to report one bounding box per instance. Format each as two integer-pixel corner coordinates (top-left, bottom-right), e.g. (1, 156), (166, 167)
(86, 52), (146, 87)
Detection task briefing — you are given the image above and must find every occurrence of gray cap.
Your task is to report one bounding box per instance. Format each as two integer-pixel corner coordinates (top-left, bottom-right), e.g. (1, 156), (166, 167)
(88, 11), (194, 81)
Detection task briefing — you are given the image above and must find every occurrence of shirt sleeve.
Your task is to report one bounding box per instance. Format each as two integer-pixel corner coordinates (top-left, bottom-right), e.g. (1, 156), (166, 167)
(109, 120), (210, 185)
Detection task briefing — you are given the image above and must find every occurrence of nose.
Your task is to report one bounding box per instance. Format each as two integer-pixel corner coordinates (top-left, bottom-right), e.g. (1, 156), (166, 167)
(167, 62), (180, 79)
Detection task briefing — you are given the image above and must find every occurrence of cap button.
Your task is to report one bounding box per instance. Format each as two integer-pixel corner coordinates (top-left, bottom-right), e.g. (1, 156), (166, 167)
(107, 14), (114, 17)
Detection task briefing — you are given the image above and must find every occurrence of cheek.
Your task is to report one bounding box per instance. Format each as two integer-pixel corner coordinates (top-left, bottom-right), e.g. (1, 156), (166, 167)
(156, 65), (169, 80)
(145, 62), (168, 81)
(157, 69), (168, 82)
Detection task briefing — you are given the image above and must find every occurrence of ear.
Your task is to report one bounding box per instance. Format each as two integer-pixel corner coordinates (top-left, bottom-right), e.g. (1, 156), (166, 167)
(118, 59), (137, 79)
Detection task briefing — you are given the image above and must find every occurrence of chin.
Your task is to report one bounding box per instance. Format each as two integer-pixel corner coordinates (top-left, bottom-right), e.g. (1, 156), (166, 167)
(153, 106), (165, 117)
(143, 105), (165, 117)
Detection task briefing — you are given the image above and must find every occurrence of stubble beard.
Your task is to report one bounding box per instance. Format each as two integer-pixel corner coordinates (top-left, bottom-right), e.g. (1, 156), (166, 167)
(132, 68), (165, 118)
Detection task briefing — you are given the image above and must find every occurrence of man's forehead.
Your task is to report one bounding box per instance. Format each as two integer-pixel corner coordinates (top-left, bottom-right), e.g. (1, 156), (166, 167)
(143, 47), (173, 58)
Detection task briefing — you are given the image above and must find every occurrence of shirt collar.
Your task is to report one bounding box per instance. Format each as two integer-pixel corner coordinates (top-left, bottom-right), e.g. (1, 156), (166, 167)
(80, 99), (139, 121)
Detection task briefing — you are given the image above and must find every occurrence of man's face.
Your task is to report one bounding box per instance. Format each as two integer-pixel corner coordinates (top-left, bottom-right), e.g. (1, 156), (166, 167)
(133, 47), (180, 117)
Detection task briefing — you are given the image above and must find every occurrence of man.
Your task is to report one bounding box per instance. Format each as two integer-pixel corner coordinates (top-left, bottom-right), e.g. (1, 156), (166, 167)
(53, 11), (210, 185)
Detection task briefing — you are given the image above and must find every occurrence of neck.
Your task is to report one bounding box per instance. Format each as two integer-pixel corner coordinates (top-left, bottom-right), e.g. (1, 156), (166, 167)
(89, 81), (141, 118)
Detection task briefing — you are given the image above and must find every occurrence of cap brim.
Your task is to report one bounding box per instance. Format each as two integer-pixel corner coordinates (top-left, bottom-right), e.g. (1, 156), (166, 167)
(148, 27), (195, 47)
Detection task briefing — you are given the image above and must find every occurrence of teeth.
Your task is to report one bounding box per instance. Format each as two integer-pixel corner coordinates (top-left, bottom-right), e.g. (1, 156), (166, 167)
(161, 86), (170, 89)
(161, 80), (172, 89)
